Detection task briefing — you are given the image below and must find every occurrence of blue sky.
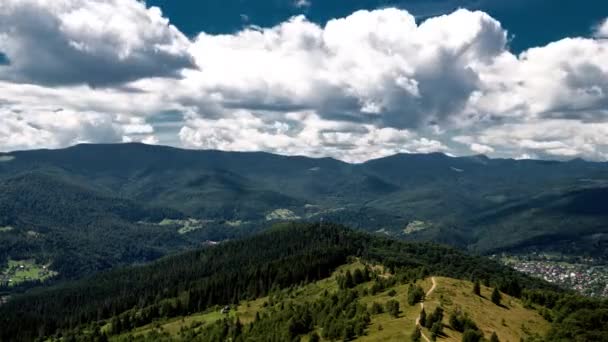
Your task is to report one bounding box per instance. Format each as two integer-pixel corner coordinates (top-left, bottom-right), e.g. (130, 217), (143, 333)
(1, 0), (608, 162)
(148, 0), (608, 52)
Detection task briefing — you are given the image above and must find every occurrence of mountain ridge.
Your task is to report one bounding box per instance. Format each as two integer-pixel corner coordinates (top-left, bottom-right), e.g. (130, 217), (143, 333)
(2, 143), (608, 288)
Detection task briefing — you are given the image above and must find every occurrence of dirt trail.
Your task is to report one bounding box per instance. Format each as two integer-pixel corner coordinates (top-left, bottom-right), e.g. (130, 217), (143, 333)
(414, 277), (437, 342)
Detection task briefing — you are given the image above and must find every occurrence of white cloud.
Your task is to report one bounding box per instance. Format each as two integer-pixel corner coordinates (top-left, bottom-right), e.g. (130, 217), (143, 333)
(0, 107), (121, 151)
(2, 2), (608, 162)
(179, 110), (447, 162)
(470, 37), (608, 122)
(0, 104), (162, 152)
(0, 0), (194, 86)
(0, 79), (171, 151)
(594, 18), (608, 38)
(185, 9), (506, 130)
(470, 143), (494, 155)
(294, 0), (311, 9)
(473, 120), (608, 160)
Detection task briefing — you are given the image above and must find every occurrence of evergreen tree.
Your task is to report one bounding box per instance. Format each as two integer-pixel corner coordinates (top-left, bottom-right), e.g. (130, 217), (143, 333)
(407, 285), (425, 306)
(473, 280), (481, 296)
(449, 309), (478, 333)
(344, 270), (354, 289)
(309, 331), (320, 342)
(490, 331), (500, 342)
(426, 306), (444, 329)
(110, 316), (122, 335)
(419, 308), (427, 328)
(462, 329), (483, 342)
(386, 300), (400, 318)
(430, 322), (443, 340)
(233, 318), (242, 339)
(450, 310), (464, 332)
(491, 288), (502, 306)
(370, 302), (384, 314)
(353, 268), (364, 284)
(98, 333), (108, 342)
(411, 326), (422, 342)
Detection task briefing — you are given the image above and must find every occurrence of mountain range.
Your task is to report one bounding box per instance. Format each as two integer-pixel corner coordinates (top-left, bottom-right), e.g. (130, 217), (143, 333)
(1, 143), (608, 283)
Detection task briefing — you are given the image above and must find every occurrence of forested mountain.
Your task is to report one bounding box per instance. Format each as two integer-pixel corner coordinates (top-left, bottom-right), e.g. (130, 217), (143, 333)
(1, 223), (605, 342)
(1, 143), (608, 286)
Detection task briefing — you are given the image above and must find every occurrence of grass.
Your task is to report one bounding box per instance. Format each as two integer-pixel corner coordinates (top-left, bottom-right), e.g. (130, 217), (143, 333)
(358, 278), (433, 342)
(158, 218), (207, 234)
(2, 260), (58, 286)
(265, 209), (300, 221)
(111, 297), (268, 340)
(422, 277), (550, 342)
(225, 220), (244, 227)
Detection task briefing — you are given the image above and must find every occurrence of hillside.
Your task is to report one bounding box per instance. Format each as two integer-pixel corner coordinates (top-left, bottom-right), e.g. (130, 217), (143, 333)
(0, 171), (197, 284)
(106, 264), (550, 342)
(1, 224), (605, 342)
(2, 143), (608, 287)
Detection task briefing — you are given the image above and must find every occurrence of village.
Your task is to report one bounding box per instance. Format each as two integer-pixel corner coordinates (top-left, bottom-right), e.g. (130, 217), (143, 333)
(0, 260), (57, 289)
(498, 253), (608, 298)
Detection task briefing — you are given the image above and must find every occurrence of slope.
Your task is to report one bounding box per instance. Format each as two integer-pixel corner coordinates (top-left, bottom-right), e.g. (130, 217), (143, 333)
(104, 263), (550, 342)
(0, 171), (193, 282)
(0, 223), (558, 341)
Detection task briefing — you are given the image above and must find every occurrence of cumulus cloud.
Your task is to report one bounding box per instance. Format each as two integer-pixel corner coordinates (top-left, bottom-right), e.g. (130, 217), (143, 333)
(0, 0), (194, 86)
(0, 79), (166, 151)
(470, 143), (494, 155)
(293, 0), (311, 9)
(594, 18), (608, 38)
(0, 104), (160, 152)
(470, 37), (608, 120)
(2, 2), (608, 162)
(186, 9), (507, 131)
(471, 120), (608, 160)
(179, 110), (448, 162)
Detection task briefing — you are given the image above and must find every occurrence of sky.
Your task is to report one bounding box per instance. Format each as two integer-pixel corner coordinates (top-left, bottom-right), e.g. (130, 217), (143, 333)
(1, 0), (608, 162)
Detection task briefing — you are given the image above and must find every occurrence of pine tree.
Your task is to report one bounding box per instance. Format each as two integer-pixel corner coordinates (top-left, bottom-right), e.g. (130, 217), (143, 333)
(411, 326), (422, 342)
(491, 288), (502, 306)
(110, 316), (122, 335)
(426, 306), (444, 329)
(419, 308), (427, 327)
(462, 329), (483, 342)
(473, 280), (481, 296)
(233, 318), (242, 339)
(344, 270), (354, 289)
(353, 268), (364, 285)
(430, 322), (443, 340)
(490, 331), (500, 342)
(386, 300), (400, 318)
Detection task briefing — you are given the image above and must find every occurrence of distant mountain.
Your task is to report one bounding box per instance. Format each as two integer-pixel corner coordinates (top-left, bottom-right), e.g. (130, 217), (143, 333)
(1, 143), (608, 285)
